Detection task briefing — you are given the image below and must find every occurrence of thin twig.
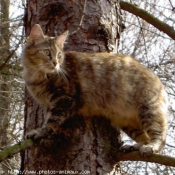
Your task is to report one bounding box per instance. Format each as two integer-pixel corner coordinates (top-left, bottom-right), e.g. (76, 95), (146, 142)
(168, 0), (175, 11)
(71, 0), (87, 35)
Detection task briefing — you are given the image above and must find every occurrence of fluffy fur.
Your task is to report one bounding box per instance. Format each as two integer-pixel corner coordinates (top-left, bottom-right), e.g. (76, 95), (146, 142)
(22, 24), (169, 156)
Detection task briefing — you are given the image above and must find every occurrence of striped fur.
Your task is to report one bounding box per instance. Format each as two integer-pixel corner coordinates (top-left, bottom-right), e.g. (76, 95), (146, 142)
(22, 24), (168, 156)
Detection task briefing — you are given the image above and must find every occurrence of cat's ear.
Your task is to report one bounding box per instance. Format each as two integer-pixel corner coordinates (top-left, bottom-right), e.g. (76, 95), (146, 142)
(27, 24), (45, 43)
(55, 30), (69, 48)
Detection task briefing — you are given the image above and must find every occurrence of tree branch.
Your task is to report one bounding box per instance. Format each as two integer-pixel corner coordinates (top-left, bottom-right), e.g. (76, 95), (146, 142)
(0, 139), (34, 163)
(120, 1), (175, 40)
(0, 139), (175, 167)
(117, 151), (175, 167)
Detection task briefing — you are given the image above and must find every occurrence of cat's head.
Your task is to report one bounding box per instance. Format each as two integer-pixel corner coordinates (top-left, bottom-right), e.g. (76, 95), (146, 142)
(23, 24), (68, 73)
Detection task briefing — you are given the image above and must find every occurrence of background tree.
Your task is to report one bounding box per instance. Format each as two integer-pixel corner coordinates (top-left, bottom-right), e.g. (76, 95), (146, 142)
(21, 0), (123, 174)
(0, 0), (24, 173)
(0, 1), (11, 174)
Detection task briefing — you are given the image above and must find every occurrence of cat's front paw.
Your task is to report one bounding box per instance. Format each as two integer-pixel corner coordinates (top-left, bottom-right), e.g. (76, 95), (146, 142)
(26, 127), (53, 140)
(140, 145), (154, 157)
(26, 129), (44, 140)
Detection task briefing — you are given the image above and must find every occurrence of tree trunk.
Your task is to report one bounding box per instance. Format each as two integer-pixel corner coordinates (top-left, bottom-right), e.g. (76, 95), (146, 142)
(22, 0), (123, 174)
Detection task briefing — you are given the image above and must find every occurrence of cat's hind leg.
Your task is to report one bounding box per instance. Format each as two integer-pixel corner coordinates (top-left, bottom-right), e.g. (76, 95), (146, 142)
(121, 127), (150, 152)
(138, 104), (168, 156)
(122, 106), (167, 157)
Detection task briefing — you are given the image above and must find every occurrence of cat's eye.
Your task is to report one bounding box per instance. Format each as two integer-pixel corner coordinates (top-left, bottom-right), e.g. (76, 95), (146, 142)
(57, 52), (61, 59)
(44, 50), (51, 56)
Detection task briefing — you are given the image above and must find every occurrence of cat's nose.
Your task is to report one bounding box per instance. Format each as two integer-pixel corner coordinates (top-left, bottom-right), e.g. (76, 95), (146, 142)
(52, 61), (57, 67)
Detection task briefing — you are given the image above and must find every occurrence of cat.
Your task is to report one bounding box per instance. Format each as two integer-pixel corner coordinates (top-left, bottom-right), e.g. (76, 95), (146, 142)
(21, 24), (169, 156)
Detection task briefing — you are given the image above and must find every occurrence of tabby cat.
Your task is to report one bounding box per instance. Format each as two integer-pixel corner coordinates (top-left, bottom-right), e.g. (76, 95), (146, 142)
(22, 24), (168, 156)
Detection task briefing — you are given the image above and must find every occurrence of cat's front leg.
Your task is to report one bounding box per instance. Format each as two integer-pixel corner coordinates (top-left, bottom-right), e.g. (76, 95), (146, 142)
(26, 96), (76, 140)
(26, 111), (72, 140)
(45, 109), (72, 134)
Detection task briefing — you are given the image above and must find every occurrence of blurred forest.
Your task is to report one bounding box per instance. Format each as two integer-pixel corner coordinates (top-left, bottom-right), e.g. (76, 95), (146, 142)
(0, 0), (175, 174)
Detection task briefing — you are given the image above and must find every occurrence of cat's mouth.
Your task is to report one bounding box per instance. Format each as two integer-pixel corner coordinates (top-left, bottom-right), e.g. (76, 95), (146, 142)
(45, 63), (60, 73)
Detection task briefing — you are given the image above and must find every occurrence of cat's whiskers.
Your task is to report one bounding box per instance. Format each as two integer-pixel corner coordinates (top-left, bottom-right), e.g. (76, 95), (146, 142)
(56, 67), (69, 85)
(60, 67), (68, 77)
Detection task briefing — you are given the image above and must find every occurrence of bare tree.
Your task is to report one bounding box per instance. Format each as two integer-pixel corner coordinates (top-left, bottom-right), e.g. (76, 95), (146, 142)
(0, 0), (24, 173)
(0, 1), (11, 174)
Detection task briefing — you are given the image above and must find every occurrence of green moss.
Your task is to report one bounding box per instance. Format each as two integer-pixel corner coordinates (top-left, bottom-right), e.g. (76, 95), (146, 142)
(0, 139), (34, 162)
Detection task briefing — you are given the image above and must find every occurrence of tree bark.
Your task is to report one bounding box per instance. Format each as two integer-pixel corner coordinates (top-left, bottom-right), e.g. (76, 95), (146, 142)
(22, 0), (123, 174)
